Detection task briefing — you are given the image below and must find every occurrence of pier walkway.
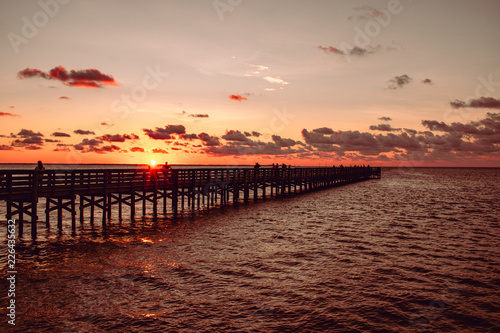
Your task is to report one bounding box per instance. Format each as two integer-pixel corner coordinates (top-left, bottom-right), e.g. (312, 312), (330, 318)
(0, 166), (381, 239)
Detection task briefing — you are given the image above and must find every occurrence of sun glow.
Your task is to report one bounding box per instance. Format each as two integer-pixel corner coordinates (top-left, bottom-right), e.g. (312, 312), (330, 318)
(150, 159), (156, 166)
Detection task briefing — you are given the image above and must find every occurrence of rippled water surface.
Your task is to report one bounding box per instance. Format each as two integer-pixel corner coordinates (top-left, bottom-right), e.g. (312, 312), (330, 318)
(1, 168), (499, 332)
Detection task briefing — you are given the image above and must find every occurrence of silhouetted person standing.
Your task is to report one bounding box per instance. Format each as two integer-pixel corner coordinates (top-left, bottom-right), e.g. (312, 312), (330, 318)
(34, 161), (45, 171)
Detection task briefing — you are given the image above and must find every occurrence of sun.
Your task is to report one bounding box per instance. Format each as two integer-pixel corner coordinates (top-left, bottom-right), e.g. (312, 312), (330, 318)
(150, 159), (156, 166)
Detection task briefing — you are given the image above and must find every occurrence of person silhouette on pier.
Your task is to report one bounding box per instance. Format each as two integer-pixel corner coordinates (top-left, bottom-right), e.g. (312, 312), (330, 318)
(34, 161), (45, 171)
(254, 162), (260, 169)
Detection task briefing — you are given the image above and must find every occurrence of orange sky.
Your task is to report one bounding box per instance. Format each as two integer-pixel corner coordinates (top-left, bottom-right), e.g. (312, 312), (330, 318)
(1, 0), (499, 167)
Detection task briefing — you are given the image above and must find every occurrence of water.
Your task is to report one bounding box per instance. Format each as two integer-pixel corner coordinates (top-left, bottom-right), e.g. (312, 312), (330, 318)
(1, 167), (499, 332)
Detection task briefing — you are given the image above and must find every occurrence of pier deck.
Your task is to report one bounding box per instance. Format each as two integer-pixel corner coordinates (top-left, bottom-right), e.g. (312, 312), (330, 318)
(0, 166), (381, 239)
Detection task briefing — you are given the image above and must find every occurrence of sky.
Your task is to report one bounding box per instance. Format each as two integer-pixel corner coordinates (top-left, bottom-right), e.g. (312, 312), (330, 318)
(1, 0), (499, 167)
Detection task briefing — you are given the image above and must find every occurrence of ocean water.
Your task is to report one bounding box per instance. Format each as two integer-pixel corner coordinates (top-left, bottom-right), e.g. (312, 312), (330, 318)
(1, 167), (499, 332)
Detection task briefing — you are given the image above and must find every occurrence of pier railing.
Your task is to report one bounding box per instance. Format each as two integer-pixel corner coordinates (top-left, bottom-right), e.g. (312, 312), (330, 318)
(0, 166), (381, 239)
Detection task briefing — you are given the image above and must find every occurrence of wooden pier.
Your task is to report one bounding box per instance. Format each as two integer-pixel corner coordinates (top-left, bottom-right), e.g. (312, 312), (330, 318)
(0, 166), (381, 239)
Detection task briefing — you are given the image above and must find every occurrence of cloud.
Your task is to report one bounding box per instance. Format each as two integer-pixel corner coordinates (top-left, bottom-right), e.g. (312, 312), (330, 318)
(221, 130), (249, 142)
(74, 129), (96, 135)
(152, 148), (168, 154)
(244, 131), (261, 137)
(204, 141), (304, 156)
(245, 63), (269, 76)
(44, 138), (60, 143)
(53, 147), (70, 152)
(59, 96), (71, 99)
(312, 127), (336, 135)
(422, 112), (500, 135)
(229, 94), (247, 101)
(349, 5), (386, 21)
(387, 74), (412, 89)
(11, 135), (45, 147)
(369, 124), (402, 131)
(101, 121), (114, 126)
(263, 76), (289, 86)
(74, 138), (102, 150)
(198, 132), (220, 146)
(0, 112), (20, 117)
(378, 117), (392, 121)
(422, 78), (433, 84)
(449, 97), (500, 109)
(181, 133), (198, 140)
(85, 145), (121, 154)
(272, 135), (301, 147)
(17, 66), (118, 88)
(18, 129), (43, 138)
(180, 110), (209, 118)
(296, 112), (500, 160)
(143, 125), (186, 140)
(52, 132), (71, 137)
(130, 147), (145, 152)
(25, 145), (43, 150)
(0, 145), (15, 150)
(318, 45), (381, 57)
(98, 133), (139, 142)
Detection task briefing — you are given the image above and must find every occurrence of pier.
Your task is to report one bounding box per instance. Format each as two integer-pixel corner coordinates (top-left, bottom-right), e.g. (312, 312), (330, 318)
(0, 166), (381, 239)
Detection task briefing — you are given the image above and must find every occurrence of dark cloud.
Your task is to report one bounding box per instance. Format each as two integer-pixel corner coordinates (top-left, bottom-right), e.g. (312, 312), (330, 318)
(189, 114), (209, 118)
(0, 112), (19, 117)
(378, 117), (392, 121)
(369, 124), (402, 131)
(11, 136), (44, 147)
(101, 122), (114, 126)
(25, 145), (43, 150)
(130, 147), (145, 152)
(297, 112), (500, 159)
(52, 132), (71, 137)
(18, 66), (118, 88)
(198, 132), (220, 146)
(229, 94), (247, 101)
(205, 141), (304, 156)
(312, 127), (336, 135)
(302, 129), (337, 145)
(449, 97), (500, 109)
(222, 130), (249, 142)
(74, 129), (96, 135)
(244, 131), (262, 137)
(0, 145), (15, 150)
(387, 74), (412, 89)
(181, 133), (198, 140)
(272, 135), (301, 147)
(59, 96), (71, 99)
(422, 78), (433, 84)
(44, 139), (60, 143)
(422, 113), (500, 135)
(98, 133), (139, 142)
(74, 138), (103, 150)
(143, 125), (186, 140)
(18, 129), (43, 138)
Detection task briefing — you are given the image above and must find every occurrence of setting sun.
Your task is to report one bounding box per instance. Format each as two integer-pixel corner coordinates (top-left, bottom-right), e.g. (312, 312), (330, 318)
(150, 159), (156, 166)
